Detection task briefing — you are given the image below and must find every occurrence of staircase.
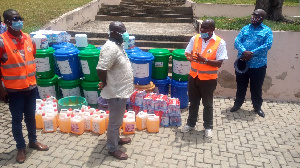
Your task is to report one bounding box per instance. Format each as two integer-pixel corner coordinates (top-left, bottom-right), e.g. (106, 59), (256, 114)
(67, 0), (196, 51)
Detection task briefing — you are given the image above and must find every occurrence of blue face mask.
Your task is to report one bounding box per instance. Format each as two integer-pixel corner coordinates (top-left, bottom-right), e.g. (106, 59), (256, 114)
(200, 32), (209, 39)
(121, 32), (130, 42)
(11, 21), (23, 31)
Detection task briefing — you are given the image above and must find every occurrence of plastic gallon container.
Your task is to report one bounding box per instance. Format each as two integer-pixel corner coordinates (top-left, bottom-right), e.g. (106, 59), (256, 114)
(35, 47), (55, 79)
(58, 113), (71, 133)
(37, 75), (60, 99)
(54, 47), (81, 80)
(78, 49), (100, 81)
(129, 51), (154, 85)
(151, 77), (170, 95)
(122, 114), (136, 134)
(136, 111), (147, 130)
(82, 112), (93, 131)
(171, 49), (190, 82)
(58, 96), (88, 112)
(42, 113), (57, 132)
(92, 115), (106, 134)
(58, 78), (82, 98)
(70, 115), (85, 135)
(148, 48), (171, 80)
(75, 34), (88, 48)
(35, 107), (44, 129)
(81, 80), (101, 108)
(32, 34), (49, 50)
(125, 47), (141, 57)
(146, 114), (160, 133)
(171, 79), (188, 109)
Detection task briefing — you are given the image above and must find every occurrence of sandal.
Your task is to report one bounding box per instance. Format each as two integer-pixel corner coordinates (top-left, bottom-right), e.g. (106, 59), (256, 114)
(108, 149), (128, 160)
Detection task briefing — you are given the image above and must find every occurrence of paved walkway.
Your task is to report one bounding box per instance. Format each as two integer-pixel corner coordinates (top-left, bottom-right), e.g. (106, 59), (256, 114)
(0, 98), (299, 168)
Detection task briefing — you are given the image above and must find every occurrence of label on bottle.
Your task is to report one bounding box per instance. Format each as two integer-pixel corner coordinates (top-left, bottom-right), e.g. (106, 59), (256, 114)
(84, 119), (91, 130)
(36, 57), (50, 72)
(92, 122), (99, 133)
(57, 60), (72, 74)
(71, 123), (80, 133)
(173, 60), (191, 75)
(80, 60), (90, 75)
(44, 120), (54, 131)
(125, 123), (135, 132)
(131, 63), (149, 78)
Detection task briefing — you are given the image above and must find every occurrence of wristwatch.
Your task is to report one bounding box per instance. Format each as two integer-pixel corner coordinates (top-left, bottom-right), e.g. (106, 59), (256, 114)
(204, 58), (208, 64)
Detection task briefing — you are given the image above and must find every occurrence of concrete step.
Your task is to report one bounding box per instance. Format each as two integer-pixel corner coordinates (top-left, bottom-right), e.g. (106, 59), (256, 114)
(70, 37), (188, 49)
(95, 15), (192, 23)
(101, 4), (191, 12)
(98, 12), (191, 18)
(67, 30), (193, 42)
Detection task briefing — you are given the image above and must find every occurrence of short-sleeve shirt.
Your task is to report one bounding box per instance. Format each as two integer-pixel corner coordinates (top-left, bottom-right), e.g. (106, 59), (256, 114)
(0, 31), (36, 92)
(185, 32), (228, 61)
(96, 39), (134, 99)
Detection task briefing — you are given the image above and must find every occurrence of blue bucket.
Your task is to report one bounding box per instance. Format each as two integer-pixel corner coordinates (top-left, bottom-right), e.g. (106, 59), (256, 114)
(171, 79), (188, 109)
(125, 47), (141, 57)
(54, 47), (81, 80)
(151, 77), (170, 95)
(129, 51), (154, 85)
(52, 42), (75, 77)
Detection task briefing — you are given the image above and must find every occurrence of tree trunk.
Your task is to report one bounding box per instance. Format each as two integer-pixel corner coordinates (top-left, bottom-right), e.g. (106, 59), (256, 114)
(255, 0), (285, 21)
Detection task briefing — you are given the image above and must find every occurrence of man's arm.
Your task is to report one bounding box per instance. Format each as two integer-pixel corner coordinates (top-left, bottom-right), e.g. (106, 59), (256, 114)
(234, 27), (248, 57)
(251, 28), (273, 55)
(97, 69), (107, 90)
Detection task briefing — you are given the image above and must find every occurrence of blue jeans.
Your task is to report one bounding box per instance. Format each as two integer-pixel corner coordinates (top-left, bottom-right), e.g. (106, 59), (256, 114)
(8, 87), (37, 149)
(106, 98), (127, 152)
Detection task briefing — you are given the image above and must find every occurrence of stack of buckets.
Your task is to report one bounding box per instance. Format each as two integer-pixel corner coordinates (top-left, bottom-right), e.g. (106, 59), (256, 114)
(148, 48), (171, 95)
(171, 49), (190, 109)
(76, 34), (101, 108)
(33, 34), (60, 99)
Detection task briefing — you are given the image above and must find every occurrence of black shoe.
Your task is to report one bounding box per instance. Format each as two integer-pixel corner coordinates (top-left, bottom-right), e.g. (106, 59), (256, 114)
(255, 109), (265, 118)
(230, 106), (240, 112)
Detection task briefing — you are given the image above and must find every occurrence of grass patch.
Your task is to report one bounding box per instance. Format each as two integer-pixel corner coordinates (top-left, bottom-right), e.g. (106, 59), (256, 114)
(192, 0), (299, 6)
(0, 0), (92, 33)
(200, 16), (300, 31)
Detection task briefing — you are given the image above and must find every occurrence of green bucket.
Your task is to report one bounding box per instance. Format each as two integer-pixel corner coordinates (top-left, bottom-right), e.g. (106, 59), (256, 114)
(35, 47), (55, 79)
(58, 78), (82, 98)
(171, 49), (190, 82)
(58, 96), (88, 111)
(149, 48), (171, 80)
(77, 44), (97, 51)
(78, 49), (100, 82)
(81, 80), (101, 108)
(37, 75), (60, 99)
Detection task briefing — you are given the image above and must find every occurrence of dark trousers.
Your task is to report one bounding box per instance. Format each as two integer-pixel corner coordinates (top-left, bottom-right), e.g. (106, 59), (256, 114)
(234, 65), (266, 110)
(8, 87), (37, 149)
(187, 75), (217, 129)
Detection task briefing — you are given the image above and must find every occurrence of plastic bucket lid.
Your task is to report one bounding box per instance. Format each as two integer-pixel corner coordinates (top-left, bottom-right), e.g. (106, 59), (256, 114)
(129, 51), (154, 61)
(37, 75), (59, 87)
(148, 48), (171, 57)
(125, 47), (141, 57)
(52, 42), (74, 50)
(77, 44), (97, 50)
(54, 47), (79, 56)
(36, 47), (55, 55)
(79, 48), (100, 57)
(58, 78), (81, 89)
(171, 49), (186, 59)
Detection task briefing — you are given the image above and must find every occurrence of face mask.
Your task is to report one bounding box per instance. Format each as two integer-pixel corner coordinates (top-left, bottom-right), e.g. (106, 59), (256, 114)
(251, 15), (261, 25)
(200, 32), (209, 39)
(10, 21), (23, 31)
(121, 32), (130, 42)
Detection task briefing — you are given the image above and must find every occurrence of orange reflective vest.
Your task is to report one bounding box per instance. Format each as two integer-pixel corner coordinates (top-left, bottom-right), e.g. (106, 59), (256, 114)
(0, 32), (36, 89)
(189, 34), (221, 80)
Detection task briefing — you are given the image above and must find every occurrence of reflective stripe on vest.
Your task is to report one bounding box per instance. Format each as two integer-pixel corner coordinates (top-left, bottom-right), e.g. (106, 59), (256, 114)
(0, 32), (36, 89)
(189, 34), (221, 80)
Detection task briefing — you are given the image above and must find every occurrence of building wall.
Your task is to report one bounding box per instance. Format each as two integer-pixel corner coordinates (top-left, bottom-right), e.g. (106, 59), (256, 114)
(215, 30), (300, 102)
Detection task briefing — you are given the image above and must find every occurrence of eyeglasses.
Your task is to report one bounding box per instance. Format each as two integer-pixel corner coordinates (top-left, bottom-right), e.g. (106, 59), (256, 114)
(8, 17), (24, 22)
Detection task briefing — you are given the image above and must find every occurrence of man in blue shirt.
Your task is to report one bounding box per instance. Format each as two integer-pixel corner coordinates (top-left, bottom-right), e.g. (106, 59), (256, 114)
(230, 9), (273, 118)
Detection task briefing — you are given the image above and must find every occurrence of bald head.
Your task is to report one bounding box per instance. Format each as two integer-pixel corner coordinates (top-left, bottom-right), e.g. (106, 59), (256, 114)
(254, 9), (266, 19)
(3, 9), (19, 21)
(202, 19), (215, 30)
(109, 21), (126, 32)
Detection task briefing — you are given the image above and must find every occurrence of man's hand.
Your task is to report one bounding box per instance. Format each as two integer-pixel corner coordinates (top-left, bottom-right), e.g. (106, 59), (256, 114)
(98, 81), (107, 90)
(193, 52), (207, 62)
(241, 51), (253, 61)
(185, 52), (193, 62)
(0, 87), (8, 103)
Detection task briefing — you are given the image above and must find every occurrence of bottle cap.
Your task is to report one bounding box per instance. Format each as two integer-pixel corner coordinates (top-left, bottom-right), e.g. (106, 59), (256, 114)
(106, 111), (109, 114)
(42, 113), (45, 116)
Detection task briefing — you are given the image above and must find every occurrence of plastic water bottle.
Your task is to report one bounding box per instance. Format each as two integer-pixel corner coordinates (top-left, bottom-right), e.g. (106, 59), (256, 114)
(169, 115), (182, 127)
(160, 113), (169, 127)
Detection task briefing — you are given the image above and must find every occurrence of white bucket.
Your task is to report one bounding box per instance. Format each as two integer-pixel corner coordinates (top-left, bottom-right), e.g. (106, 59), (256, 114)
(32, 34), (48, 49)
(75, 34), (88, 48)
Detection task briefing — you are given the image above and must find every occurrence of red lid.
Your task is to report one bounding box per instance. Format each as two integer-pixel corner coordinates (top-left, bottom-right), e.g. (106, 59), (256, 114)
(43, 99), (46, 101)
(41, 104), (44, 107)
(81, 109), (84, 112)
(96, 109), (99, 111)
(144, 110), (147, 112)
(106, 111), (109, 114)
(42, 113), (45, 116)
(100, 115), (103, 118)
(125, 110), (127, 113)
(47, 95), (50, 98)
(54, 109), (58, 112)
(90, 112), (93, 115)
(124, 114), (127, 118)
(67, 114), (70, 117)
(53, 100), (56, 102)
(39, 107), (42, 110)
(53, 104), (57, 107)
(88, 106), (90, 109)
(69, 108), (72, 111)
(71, 114), (74, 117)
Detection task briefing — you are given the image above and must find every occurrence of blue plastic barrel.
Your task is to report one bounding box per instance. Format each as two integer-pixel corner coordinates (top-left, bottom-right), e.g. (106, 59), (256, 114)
(171, 79), (188, 109)
(129, 51), (154, 85)
(125, 47), (141, 57)
(54, 47), (81, 80)
(151, 77), (170, 95)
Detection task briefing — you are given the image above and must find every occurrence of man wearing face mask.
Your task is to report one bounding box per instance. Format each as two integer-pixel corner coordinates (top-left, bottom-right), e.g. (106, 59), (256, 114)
(0, 9), (49, 163)
(96, 21), (133, 160)
(181, 19), (228, 138)
(230, 9), (273, 118)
